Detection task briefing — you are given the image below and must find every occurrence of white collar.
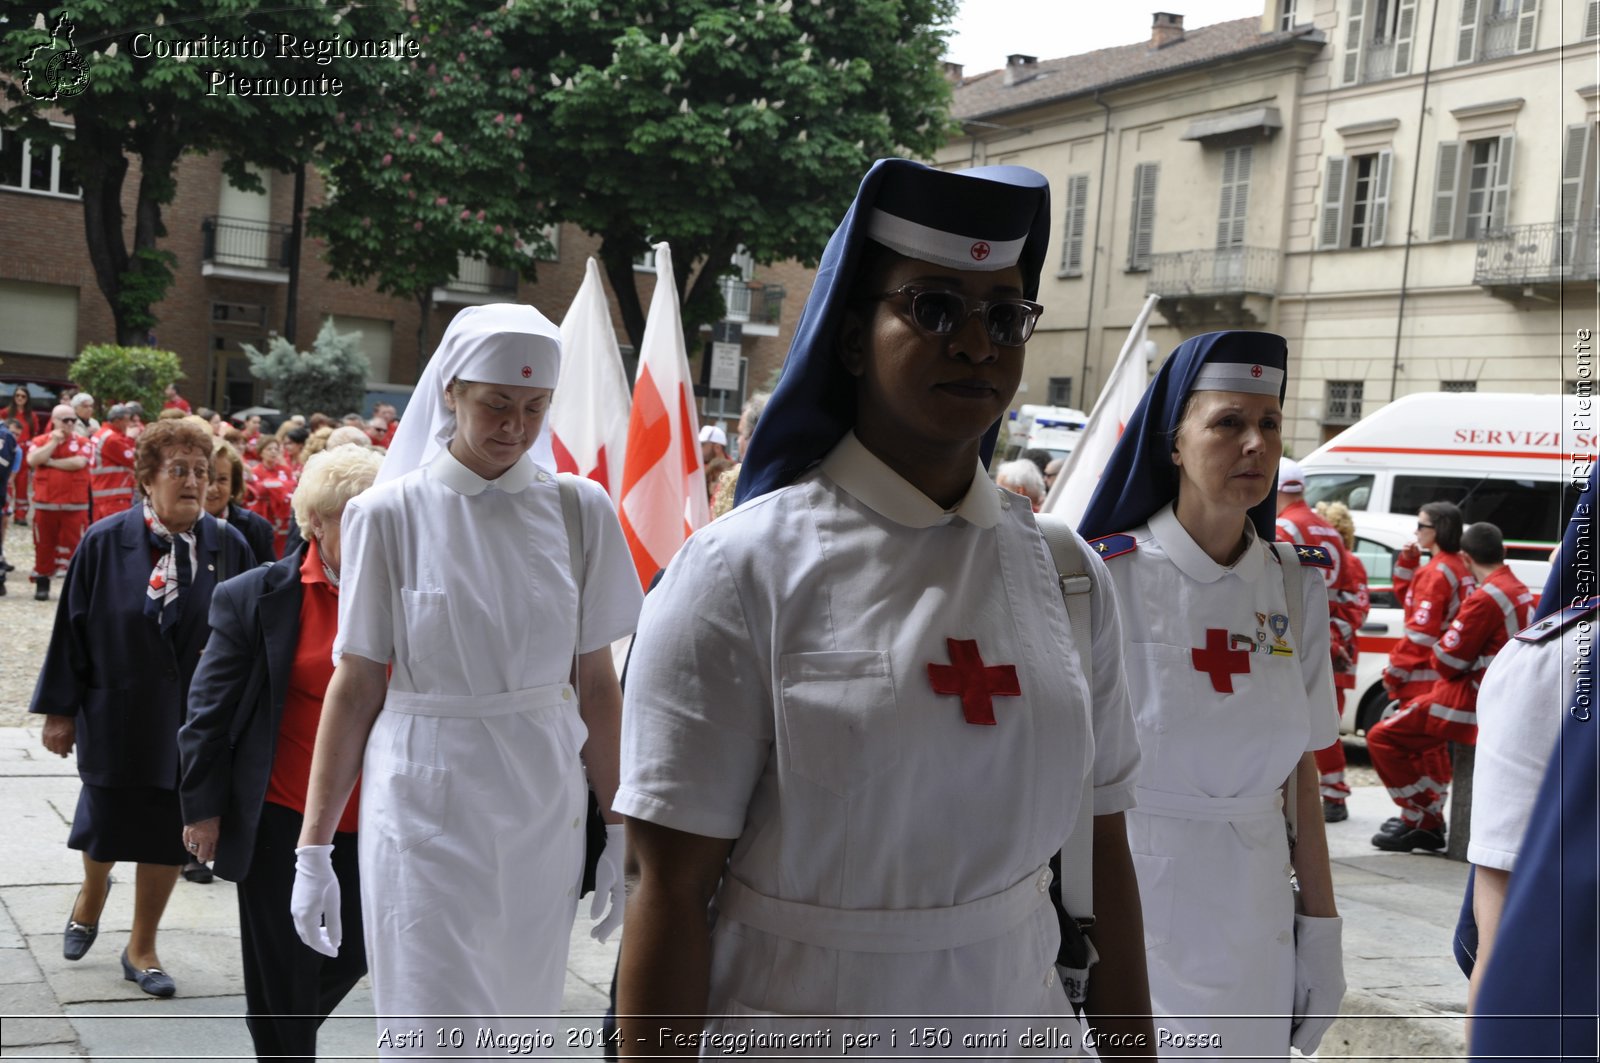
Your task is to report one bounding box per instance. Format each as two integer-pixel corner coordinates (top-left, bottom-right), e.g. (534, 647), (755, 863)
(1149, 501), (1265, 583)
(427, 446), (540, 496)
(818, 431), (1002, 529)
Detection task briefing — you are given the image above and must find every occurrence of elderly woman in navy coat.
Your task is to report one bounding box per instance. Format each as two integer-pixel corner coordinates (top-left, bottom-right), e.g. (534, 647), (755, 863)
(179, 445), (381, 1060)
(31, 418), (254, 997)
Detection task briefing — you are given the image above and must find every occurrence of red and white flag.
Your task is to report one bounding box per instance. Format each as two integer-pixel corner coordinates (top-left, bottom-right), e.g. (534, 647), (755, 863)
(552, 257), (632, 504)
(618, 243), (710, 586)
(1043, 293), (1157, 522)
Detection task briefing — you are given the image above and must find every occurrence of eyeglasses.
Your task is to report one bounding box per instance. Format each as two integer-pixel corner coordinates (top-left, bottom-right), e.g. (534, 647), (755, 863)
(159, 464), (208, 483)
(1416, 522), (1435, 530)
(866, 285), (1044, 348)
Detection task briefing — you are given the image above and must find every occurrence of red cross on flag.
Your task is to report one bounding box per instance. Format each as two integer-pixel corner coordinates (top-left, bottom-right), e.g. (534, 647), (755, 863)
(552, 257), (633, 505)
(618, 242), (710, 587)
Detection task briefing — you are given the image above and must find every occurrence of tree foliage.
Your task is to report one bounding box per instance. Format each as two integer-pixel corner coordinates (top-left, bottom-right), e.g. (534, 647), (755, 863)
(244, 319), (370, 417)
(68, 344), (184, 414)
(0, 0), (405, 344)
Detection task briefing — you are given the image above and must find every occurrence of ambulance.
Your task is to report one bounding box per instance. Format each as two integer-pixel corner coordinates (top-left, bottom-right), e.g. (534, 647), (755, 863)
(1299, 392), (1591, 734)
(1004, 404), (1087, 462)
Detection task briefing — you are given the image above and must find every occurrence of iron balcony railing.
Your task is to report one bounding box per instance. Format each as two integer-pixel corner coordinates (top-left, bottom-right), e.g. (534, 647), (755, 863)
(1146, 246), (1281, 299)
(1477, 13), (1519, 61)
(1360, 37), (1397, 82)
(719, 276), (787, 326)
(201, 215), (292, 270)
(1475, 221), (1600, 286)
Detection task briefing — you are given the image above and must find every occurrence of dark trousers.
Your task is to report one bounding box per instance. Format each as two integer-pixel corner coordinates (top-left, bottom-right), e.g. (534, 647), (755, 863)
(237, 801), (366, 1063)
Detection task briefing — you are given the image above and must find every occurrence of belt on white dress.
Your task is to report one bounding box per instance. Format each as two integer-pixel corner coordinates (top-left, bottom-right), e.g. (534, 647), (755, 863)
(384, 683), (576, 718)
(1133, 786), (1283, 823)
(717, 863), (1054, 954)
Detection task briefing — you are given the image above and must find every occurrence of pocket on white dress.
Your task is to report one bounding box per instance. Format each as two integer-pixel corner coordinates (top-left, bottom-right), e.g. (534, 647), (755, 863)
(777, 650), (899, 798)
(369, 758), (449, 852)
(399, 588), (451, 662)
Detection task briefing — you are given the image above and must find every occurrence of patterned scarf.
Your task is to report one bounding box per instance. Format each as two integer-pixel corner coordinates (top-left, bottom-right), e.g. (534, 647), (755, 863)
(143, 501), (197, 635)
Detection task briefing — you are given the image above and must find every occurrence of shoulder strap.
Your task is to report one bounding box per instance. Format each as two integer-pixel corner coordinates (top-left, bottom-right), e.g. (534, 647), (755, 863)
(1034, 514), (1095, 921)
(1271, 540), (1305, 846)
(557, 474), (586, 682)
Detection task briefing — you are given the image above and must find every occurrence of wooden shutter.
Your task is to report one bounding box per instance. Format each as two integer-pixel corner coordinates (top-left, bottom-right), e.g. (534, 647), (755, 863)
(1128, 162), (1158, 270)
(1560, 124), (1596, 226)
(1514, 0), (1538, 52)
(1489, 134), (1515, 234)
(1393, 0), (1419, 75)
(1370, 150), (1394, 246)
(1431, 141), (1462, 239)
(1216, 146), (1252, 250)
(1343, 0), (1366, 84)
(1586, 0), (1599, 39)
(1061, 174), (1089, 275)
(1457, 0), (1480, 63)
(1320, 156), (1348, 249)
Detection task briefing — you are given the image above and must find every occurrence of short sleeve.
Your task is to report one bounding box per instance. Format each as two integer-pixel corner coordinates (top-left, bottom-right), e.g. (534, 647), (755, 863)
(573, 477), (644, 654)
(331, 494), (394, 667)
(615, 529), (773, 840)
(1297, 556), (1340, 751)
(1082, 536), (1141, 815)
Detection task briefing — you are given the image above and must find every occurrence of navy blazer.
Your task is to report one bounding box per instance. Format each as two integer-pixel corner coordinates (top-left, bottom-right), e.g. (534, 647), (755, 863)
(226, 501), (277, 566)
(178, 544), (308, 881)
(30, 507), (254, 789)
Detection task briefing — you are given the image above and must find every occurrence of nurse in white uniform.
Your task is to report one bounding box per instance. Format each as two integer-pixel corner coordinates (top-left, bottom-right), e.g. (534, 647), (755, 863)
(290, 304), (644, 1056)
(615, 159), (1155, 1058)
(1078, 332), (1346, 1060)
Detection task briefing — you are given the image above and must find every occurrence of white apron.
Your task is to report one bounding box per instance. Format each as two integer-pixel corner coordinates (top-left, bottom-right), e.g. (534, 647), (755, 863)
(359, 683), (588, 1058)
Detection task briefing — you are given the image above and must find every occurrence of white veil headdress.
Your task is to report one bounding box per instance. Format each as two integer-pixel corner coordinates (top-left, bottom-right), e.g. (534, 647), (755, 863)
(376, 303), (562, 485)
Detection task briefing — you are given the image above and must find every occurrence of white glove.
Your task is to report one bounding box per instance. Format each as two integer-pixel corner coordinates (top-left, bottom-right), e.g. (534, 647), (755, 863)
(589, 824), (626, 943)
(290, 844), (342, 958)
(1290, 914), (1346, 1055)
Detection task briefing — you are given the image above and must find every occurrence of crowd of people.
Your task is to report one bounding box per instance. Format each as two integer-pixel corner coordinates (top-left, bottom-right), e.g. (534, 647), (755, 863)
(7, 156), (1592, 1063)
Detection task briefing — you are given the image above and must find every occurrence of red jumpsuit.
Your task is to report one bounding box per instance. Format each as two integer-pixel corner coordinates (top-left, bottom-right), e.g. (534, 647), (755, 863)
(246, 462), (294, 559)
(1276, 500), (1355, 803)
(28, 432), (92, 580)
(1368, 565), (1531, 830)
(88, 425), (138, 519)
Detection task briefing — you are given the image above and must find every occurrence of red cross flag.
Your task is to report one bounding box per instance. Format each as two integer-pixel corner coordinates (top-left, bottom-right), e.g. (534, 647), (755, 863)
(618, 243), (710, 586)
(553, 257), (633, 505)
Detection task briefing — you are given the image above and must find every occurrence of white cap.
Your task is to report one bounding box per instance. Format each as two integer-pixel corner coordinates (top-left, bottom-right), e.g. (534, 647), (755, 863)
(1278, 457), (1306, 493)
(699, 425), (727, 447)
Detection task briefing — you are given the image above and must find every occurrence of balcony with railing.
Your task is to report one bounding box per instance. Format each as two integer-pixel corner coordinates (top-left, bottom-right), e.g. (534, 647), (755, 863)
(433, 255), (519, 305)
(201, 215), (292, 282)
(1477, 12), (1520, 61)
(1475, 220), (1600, 300)
(1359, 37), (1397, 82)
(1146, 246), (1280, 327)
(719, 276), (787, 336)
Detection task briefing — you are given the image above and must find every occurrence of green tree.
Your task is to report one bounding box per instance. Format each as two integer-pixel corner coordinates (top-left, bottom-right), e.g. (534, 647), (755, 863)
(244, 319), (369, 417)
(68, 343), (184, 414)
(0, 1), (405, 345)
(503, 0), (960, 350)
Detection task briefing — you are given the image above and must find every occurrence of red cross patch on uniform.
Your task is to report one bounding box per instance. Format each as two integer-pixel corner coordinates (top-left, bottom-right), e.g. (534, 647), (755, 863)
(927, 638), (1020, 726)
(1192, 628), (1250, 693)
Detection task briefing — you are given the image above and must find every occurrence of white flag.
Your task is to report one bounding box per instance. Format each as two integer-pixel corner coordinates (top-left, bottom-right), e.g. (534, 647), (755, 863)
(618, 243), (710, 586)
(553, 258), (633, 504)
(1043, 293), (1157, 522)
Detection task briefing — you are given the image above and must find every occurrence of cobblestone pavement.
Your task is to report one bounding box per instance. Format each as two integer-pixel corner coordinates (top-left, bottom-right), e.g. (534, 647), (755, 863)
(2, 519), (47, 729)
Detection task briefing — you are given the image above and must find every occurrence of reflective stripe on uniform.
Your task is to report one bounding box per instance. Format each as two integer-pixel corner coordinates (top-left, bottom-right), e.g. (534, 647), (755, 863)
(30, 502), (90, 512)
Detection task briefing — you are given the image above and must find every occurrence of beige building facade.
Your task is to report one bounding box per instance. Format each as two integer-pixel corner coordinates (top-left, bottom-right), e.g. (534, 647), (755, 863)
(943, 2), (1596, 457)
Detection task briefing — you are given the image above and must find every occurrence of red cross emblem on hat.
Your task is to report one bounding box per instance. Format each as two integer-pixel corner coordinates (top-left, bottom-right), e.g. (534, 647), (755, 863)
(927, 638), (1020, 725)
(970, 241), (991, 262)
(1251, 364), (1263, 378)
(521, 365), (533, 378)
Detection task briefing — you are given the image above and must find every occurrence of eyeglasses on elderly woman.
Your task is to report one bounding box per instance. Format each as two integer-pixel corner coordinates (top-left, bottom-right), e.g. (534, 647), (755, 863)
(864, 284), (1044, 348)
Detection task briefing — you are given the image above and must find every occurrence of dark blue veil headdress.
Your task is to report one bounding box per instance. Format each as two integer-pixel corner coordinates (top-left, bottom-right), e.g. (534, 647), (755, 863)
(734, 158), (1051, 505)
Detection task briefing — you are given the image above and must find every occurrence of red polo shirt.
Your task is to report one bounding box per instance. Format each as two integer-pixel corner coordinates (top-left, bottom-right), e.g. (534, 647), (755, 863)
(265, 540), (360, 833)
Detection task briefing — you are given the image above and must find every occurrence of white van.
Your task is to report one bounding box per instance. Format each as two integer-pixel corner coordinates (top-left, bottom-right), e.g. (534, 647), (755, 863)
(1005, 404), (1087, 461)
(1301, 393), (1590, 733)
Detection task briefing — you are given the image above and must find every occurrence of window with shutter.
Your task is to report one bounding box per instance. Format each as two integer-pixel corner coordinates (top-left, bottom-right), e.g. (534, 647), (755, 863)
(1344, 0), (1367, 84)
(1215, 146), (1252, 251)
(1431, 141), (1462, 239)
(1514, 0), (1538, 51)
(1457, 0), (1480, 62)
(1320, 156), (1348, 249)
(1586, 0), (1600, 39)
(1060, 174), (1090, 276)
(1558, 124), (1596, 267)
(1370, 150), (1394, 246)
(1127, 162), (1159, 271)
(1487, 134), (1515, 233)
(1393, 0), (1419, 74)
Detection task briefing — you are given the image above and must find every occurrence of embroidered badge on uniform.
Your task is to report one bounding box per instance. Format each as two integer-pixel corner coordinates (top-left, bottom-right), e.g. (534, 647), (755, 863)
(1294, 545), (1334, 569)
(1087, 533), (1136, 560)
(1269, 613), (1289, 641)
(927, 638), (1021, 726)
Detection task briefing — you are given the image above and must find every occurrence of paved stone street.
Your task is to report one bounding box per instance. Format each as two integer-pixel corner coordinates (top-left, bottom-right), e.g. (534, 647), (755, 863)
(0, 518), (1470, 1060)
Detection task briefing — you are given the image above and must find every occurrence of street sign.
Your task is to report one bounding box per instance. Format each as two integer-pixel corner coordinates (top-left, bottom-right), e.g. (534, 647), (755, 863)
(709, 341), (742, 392)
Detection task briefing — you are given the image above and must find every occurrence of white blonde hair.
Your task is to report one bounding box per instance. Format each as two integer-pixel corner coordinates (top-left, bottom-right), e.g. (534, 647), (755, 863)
(325, 425), (374, 450)
(995, 458), (1046, 505)
(293, 447), (383, 540)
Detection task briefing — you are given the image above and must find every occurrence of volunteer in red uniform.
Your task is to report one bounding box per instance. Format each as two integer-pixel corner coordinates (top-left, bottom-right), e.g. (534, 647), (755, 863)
(89, 405), (139, 520)
(246, 438), (294, 558)
(1384, 501), (1473, 707)
(1314, 501), (1368, 822)
(7, 384), (49, 526)
(27, 405), (93, 601)
(162, 383), (191, 414)
(1369, 521), (1531, 852)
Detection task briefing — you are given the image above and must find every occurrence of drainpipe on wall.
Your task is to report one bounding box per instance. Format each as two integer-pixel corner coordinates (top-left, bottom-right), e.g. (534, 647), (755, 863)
(1080, 90), (1115, 402)
(1389, 0), (1444, 401)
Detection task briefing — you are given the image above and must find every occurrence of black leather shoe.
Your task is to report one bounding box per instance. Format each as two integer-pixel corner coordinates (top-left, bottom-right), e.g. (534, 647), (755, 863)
(181, 861), (214, 884)
(63, 881), (111, 961)
(1378, 816), (1405, 834)
(1322, 800), (1349, 823)
(33, 576), (49, 601)
(1371, 825), (1446, 852)
(121, 951), (176, 998)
